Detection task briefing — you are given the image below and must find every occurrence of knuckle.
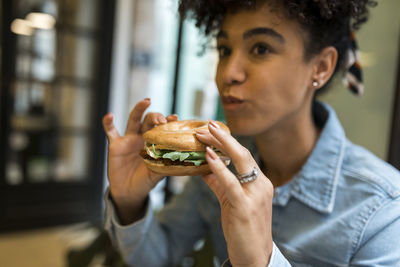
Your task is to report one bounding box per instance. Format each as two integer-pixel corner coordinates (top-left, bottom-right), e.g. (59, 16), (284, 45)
(257, 194), (269, 208)
(242, 147), (252, 158)
(214, 162), (227, 173)
(224, 177), (237, 188)
(144, 113), (158, 123)
(130, 106), (138, 115)
(257, 179), (274, 200)
(236, 147), (252, 162)
(249, 206), (258, 218)
(145, 112), (156, 118)
(130, 109), (140, 121)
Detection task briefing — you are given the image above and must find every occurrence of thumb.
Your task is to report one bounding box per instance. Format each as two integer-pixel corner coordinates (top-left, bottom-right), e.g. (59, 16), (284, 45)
(103, 112), (120, 141)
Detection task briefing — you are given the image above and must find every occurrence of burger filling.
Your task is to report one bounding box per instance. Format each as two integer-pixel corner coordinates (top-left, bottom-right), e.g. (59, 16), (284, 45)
(142, 143), (223, 166)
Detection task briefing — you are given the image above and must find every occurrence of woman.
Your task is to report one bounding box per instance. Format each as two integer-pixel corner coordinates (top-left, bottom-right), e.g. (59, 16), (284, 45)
(102, 0), (400, 266)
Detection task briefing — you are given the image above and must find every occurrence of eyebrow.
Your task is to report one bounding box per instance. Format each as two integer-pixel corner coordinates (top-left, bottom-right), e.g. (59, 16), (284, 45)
(217, 27), (285, 44)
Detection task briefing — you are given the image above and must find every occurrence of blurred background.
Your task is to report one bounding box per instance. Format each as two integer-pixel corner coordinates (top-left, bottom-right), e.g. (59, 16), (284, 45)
(0, 0), (399, 266)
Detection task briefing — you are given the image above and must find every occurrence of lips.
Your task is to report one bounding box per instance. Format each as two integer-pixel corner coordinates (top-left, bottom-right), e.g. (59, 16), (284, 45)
(221, 95), (245, 111)
(222, 95), (244, 104)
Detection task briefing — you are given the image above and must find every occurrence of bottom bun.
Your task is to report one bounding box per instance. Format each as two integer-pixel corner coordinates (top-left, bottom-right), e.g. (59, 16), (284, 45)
(143, 159), (212, 176)
(143, 158), (230, 176)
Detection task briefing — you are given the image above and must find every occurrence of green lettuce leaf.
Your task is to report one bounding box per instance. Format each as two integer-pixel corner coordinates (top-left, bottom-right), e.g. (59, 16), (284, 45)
(152, 144), (163, 158)
(162, 151), (182, 161)
(188, 151), (206, 159)
(180, 152), (190, 161)
(149, 144), (215, 166)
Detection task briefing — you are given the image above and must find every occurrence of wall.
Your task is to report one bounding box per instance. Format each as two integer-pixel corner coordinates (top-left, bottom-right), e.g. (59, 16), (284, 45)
(319, 0), (400, 160)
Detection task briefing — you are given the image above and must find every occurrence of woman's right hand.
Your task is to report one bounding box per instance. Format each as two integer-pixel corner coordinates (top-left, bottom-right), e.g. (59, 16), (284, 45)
(102, 98), (178, 224)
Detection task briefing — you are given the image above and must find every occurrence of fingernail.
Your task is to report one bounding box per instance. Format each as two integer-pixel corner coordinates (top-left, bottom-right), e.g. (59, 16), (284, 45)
(195, 129), (208, 135)
(107, 112), (114, 120)
(144, 98), (150, 102)
(206, 146), (217, 160)
(160, 117), (167, 123)
(208, 120), (220, 129)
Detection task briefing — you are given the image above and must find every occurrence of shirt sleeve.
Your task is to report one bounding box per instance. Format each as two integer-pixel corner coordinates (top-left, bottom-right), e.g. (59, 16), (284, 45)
(268, 243), (292, 266)
(350, 196), (400, 266)
(104, 188), (168, 266)
(103, 177), (211, 267)
(220, 242), (292, 267)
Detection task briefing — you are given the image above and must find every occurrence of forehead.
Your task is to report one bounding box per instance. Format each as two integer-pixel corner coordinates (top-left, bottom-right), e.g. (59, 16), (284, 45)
(219, 3), (302, 40)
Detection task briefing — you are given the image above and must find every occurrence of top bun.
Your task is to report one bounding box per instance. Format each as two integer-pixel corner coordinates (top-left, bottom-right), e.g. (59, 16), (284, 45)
(143, 120), (230, 151)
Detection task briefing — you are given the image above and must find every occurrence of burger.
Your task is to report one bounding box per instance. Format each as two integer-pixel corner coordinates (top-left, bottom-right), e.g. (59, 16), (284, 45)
(141, 120), (230, 176)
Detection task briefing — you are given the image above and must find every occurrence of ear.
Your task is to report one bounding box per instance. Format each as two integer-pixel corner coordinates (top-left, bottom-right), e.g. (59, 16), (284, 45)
(310, 46), (338, 89)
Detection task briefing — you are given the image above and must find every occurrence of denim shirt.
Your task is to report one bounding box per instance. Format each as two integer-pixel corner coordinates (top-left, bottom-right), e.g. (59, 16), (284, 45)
(104, 102), (400, 266)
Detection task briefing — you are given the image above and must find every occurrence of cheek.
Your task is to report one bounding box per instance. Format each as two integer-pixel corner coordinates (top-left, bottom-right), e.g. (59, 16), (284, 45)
(263, 64), (311, 105)
(226, 77), (310, 135)
(215, 59), (313, 135)
(215, 66), (224, 90)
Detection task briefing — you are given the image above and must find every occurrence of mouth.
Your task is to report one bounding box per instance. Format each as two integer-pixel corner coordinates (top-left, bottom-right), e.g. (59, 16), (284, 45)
(221, 95), (245, 111)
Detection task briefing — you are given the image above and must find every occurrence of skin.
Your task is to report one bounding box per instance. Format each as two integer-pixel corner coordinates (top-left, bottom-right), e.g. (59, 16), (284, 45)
(212, 3), (337, 187)
(102, 2), (338, 266)
(196, 3), (337, 266)
(102, 98), (178, 224)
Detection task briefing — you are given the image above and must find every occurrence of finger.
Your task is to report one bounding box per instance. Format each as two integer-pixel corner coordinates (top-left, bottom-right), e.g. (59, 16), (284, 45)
(141, 112), (167, 133)
(206, 146), (243, 202)
(125, 98), (151, 135)
(208, 120), (257, 175)
(195, 130), (226, 155)
(102, 112), (120, 141)
(202, 173), (226, 202)
(166, 114), (178, 122)
(155, 113), (167, 124)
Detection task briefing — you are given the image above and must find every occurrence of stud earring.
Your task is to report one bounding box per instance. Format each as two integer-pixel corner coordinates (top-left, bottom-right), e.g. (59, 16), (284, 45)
(312, 81), (319, 87)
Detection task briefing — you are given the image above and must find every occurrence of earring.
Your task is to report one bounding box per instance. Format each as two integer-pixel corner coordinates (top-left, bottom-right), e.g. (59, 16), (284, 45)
(312, 81), (319, 87)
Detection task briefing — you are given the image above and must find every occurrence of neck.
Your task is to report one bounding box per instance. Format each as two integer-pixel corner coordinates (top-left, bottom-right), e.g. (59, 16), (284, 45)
(255, 105), (321, 188)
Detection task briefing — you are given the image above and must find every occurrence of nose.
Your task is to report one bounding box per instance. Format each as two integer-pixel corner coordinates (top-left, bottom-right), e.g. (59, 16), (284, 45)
(220, 53), (246, 86)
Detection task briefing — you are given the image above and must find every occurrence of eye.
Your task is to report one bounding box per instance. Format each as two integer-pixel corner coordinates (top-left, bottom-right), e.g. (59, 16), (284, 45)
(251, 43), (270, 56)
(217, 45), (231, 58)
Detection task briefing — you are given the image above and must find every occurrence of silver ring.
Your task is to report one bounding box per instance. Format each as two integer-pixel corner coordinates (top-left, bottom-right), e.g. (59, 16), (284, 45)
(237, 167), (259, 184)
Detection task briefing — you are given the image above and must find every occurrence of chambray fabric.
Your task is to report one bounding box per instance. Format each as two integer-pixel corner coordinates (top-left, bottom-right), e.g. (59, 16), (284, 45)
(104, 102), (400, 267)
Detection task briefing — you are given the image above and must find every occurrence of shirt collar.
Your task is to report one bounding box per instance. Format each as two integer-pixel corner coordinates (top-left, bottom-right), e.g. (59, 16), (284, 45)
(274, 102), (346, 214)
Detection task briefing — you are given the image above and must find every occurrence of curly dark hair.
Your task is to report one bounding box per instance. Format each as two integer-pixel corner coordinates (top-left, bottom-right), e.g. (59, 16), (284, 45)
(178, 0), (377, 92)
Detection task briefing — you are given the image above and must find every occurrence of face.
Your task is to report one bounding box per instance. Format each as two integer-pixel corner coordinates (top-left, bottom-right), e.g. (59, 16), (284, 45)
(216, 3), (317, 136)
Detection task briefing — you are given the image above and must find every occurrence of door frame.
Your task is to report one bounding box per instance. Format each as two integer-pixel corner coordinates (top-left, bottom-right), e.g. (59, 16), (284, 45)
(388, 36), (400, 171)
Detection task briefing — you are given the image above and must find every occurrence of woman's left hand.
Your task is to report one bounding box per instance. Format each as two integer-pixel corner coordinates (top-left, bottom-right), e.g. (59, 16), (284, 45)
(196, 120), (274, 267)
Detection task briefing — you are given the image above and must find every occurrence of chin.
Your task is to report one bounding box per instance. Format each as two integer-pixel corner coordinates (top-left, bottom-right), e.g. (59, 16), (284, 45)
(225, 116), (263, 136)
